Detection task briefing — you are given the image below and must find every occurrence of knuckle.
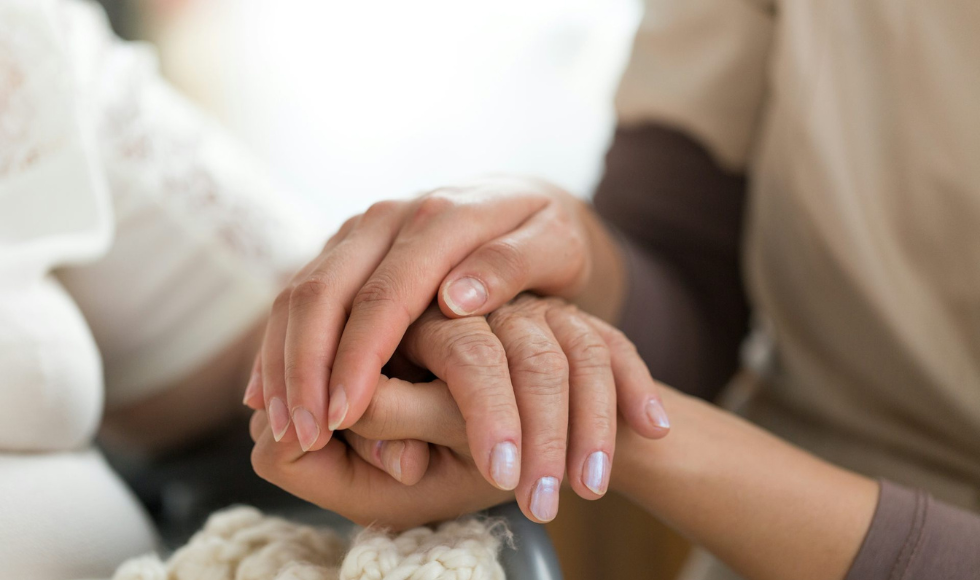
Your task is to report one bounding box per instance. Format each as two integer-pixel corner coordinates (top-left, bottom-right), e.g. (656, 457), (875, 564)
(326, 215), (361, 248)
(486, 307), (517, 330)
(513, 348), (568, 390)
(458, 390), (516, 428)
(487, 300), (538, 332)
(359, 397), (395, 440)
(282, 360), (316, 392)
(480, 239), (529, 281)
(587, 406), (617, 436)
(363, 200), (403, 222)
(445, 333), (507, 370)
(529, 434), (567, 462)
(566, 330), (610, 366)
(339, 214), (361, 232)
(272, 288), (293, 312)
(544, 297), (573, 311)
(572, 345), (612, 376)
(410, 194), (456, 227)
(518, 346), (567, 375)
(511, 293), (542, 309)
(353, 274), (401, 312)
(290, 276), (330, 308)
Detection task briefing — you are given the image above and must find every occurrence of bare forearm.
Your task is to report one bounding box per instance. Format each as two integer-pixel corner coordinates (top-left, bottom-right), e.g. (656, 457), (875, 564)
(614, 389), (878, 580)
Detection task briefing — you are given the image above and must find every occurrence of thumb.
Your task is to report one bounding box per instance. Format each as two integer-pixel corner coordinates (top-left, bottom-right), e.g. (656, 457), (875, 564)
(437, 206), (588, 318)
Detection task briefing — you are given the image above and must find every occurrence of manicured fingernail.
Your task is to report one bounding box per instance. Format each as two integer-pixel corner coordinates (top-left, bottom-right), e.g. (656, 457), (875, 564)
(490, 441), (520, 490)
(382, 441), (405, 482)
(327, 385), (348, 431)
(646, 398), (670, 429)
(444, 277), (488, 315)
(292, 407), (320, 452)
(530, 477), (560, 522)
(584, 451), (610, 495)
(242, 370), (260, 405)
(268, 397), (291, 442)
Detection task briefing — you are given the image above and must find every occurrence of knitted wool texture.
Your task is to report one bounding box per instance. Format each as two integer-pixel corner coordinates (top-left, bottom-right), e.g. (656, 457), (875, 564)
(111, 507), (507, 580)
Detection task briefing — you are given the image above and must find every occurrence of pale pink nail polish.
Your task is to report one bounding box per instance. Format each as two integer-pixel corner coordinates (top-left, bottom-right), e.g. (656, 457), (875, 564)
(490, 441), (520, 490)
(530, 477), (560, 522)
(583, 451), (610, 495)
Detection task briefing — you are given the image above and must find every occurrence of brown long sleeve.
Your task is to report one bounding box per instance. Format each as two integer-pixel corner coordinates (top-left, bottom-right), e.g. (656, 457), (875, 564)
(847, 480), (980, 580)
(592, 123), (750, 399)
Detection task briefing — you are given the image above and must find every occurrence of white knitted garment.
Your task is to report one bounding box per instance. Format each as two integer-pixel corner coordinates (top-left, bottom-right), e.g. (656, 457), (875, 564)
(111, 507), (507, 580)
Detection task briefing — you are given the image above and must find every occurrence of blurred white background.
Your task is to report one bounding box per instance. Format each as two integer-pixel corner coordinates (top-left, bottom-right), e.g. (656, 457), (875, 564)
(144, 0), (641, 233)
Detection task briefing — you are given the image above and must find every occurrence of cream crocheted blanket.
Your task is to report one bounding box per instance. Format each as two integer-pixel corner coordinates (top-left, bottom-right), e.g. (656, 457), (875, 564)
(112, 507), (507, 580)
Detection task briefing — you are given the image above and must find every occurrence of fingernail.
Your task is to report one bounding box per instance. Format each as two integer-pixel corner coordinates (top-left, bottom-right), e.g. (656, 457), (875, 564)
(530, 477), (560, 522)
(268, 397), (291, 442)
(242, 370), (259, 405)
(382, 441), (405, 482)
(327, 385), (348, 431)
(444, 277), (488, 315)
(584, 451), (610, 495)
(490, 441), (520, 490)
(646, 398), (671, 429)
(292, 407), (320, 452)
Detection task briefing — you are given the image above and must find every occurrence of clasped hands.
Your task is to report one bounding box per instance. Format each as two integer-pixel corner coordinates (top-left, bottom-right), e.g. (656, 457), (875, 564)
(242, 176), (670, 528)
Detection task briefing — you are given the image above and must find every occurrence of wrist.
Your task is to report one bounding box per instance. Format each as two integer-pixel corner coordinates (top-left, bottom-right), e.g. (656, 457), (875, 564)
(610, 387), (687, 499)
(570, 201), (627, 323)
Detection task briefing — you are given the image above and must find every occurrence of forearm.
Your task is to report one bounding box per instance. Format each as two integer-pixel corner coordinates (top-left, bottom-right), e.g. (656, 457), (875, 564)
(614, 388), (878, 580)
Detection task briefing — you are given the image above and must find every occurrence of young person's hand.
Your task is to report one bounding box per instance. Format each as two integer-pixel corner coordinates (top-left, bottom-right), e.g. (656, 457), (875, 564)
(248, 382), (509, 530)
(248, 295), (669, 523)
(246, 176), (629, 468)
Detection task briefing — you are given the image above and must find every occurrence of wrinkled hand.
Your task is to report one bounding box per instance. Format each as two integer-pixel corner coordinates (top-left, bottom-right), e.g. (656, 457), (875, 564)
(249, 295), (670, 524)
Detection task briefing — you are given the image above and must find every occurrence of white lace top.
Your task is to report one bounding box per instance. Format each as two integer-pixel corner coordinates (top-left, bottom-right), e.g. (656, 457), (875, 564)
(0, 1), (317, 577)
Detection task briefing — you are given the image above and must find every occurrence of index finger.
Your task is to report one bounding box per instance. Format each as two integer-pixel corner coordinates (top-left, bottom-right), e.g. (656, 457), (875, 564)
(326, 190), (548, 432)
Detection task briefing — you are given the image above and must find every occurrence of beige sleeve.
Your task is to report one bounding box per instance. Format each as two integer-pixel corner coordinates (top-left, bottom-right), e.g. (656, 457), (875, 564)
(615, 0), (775, 171)
(55, 2), (321, 407)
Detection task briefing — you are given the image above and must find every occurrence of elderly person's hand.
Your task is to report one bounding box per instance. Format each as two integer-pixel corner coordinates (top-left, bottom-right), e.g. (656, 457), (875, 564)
(248, 295), (667, 524)
(245, 176), (660, 498)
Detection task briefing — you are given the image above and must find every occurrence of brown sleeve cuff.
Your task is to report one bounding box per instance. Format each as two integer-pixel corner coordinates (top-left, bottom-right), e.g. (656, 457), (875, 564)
(846, 479), (980, 580)
(593, 124), (750, 399)
(614, 233), (709, 396)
